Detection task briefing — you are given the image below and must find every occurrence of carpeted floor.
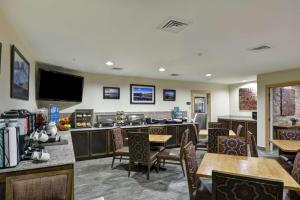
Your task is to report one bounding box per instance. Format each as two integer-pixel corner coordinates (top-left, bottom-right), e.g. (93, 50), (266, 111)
(74, 149), (290, 200)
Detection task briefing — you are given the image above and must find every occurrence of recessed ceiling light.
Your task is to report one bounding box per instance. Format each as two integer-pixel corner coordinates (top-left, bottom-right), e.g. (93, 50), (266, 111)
(159, 67), (166, 72)
(170, 73), (180, 77)
(205, 73), (212, 77)
(111, 67), (123, 71)
(105, 61), (114, 66)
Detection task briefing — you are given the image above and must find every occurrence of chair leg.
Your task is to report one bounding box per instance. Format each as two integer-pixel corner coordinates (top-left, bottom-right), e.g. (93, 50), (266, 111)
(163, 159), (166, 167)
(111, 156), (115, 169)
(180, 161), (185, 177)
(120, 155), (122, 162)
(157, 159), (160, 173)
(147, 164), (150, 180)
(128, 162), (131, 177)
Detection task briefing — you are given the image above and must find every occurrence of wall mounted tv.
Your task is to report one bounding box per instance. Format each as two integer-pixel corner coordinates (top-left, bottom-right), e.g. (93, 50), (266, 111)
(37, 68), (84, 102)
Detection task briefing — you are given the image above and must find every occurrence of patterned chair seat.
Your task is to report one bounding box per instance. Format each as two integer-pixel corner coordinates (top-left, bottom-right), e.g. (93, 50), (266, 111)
(278, 129), (300, 140)
(217, 136), (247, 156)
(111, 128), (129, 169)
(208, 128), (229, 153)
(290, 151), (300, 199)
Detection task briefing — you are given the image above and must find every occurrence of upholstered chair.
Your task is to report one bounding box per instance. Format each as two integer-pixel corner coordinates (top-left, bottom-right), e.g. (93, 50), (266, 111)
(212, 170), (284, 200)
(111, 128), (129, 169)
(157, 128), (189, 176)
(248, 131), (258, 157)
(208, 128), (229, 153)
(217, 136), (247, 156)
(148, 126), (166, 152)
(208, 122), (223, 128)
(183, 141), (211, 200)
(127, 132), (159, 180)
(278, 129), (300, 140)
(236, 124), (243, 137)
(289, 151), (300, 199)
(191, 124), (207, 150)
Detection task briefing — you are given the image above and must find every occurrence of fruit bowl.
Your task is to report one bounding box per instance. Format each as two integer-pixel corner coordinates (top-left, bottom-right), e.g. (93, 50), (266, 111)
(58, 118), (72, 131)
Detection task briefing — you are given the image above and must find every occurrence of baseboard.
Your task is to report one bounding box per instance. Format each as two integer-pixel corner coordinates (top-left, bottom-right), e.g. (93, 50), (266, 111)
(257, 146), (266, 151)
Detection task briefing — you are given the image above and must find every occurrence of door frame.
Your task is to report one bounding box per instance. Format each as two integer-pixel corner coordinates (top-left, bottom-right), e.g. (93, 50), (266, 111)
(265, 80), (300, 151)
(191, 90), (211, 122)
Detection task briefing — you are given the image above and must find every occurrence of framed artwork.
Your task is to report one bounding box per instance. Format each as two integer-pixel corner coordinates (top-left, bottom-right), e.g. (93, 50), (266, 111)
(280, 87), (295, 116)
(130, 84), (155, 104)
(10, 45), (30, 100)
(239, 88), (257, 110)
(103, 87), (120, 99)
(0, 42), (2, 73)
(163, 89), (176, 101)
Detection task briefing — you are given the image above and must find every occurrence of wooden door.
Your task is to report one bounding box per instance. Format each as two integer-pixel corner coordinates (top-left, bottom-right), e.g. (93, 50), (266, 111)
(71, 131), (90, 160)
(90, 130), (109, 157)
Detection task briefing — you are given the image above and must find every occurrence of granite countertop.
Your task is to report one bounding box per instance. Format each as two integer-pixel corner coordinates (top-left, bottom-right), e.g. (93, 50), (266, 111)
(70, 122), (198, 132)
(218, 115), (256, 121)
(0, 131), (75, 174)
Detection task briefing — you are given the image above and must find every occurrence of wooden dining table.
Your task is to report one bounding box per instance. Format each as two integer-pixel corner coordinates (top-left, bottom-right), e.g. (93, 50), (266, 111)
(271, 140), (300, 153)
(149, 134), (172, 143)
(199, 129), (236, 136)
(196, 153), (300, 191)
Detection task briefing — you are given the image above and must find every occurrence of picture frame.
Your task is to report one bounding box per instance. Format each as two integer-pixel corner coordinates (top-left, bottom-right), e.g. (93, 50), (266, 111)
(130, 84), (155, 104)
(103, 87), (120, 99)
(10, 45), (30, 100)
(163, 89), (176, 101)
(239, 88), (257, 111)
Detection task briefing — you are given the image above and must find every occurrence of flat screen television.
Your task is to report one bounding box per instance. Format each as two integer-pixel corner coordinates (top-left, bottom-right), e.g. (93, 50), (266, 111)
(37, 68), (84, 102)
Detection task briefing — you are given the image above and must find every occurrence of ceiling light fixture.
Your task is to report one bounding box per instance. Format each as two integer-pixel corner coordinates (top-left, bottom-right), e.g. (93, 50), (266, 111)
(242, 80), (247, 82)
(105, 61), (114, 66)
(159, 67), (166, 72)
(205, 73), (212, 77)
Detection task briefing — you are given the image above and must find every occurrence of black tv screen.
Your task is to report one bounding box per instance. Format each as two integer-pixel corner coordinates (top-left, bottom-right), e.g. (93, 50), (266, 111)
(37, 69), (84, 102)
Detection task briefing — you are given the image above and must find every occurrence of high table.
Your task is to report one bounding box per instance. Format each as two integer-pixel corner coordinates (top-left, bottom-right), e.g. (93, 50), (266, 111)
(196, 153), (300, 191)
(271, 140), (300, 153)
(199, 129), (236, 136)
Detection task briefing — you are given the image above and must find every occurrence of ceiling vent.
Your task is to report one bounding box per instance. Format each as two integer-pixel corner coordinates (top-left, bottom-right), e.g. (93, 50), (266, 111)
(158, 17), (191, 33)
(170, 73), (180, 77)
(111, 67), (123, 71)
(249, 45), (271, 51)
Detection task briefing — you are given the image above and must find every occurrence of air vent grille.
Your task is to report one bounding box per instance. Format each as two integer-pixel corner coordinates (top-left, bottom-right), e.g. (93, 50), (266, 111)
(249, 45), (271, 51)
(170, 73), (180, 77)
(158, 17), (190, 33)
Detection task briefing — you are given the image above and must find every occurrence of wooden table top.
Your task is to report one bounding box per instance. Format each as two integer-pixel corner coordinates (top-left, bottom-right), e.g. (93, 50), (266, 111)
(199, 129), (236, 136)
(149, 134), (172, 143)
(196, 153), (300, 191)
(271, 140), (300, 152)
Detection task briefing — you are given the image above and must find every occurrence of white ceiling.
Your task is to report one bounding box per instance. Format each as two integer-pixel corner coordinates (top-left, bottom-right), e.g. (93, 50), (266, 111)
(1, 0), (300, 84)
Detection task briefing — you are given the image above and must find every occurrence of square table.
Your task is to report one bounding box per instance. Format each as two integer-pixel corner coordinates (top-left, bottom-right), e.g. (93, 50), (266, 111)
(199, 129), (236, 136)
(196, 153), (300, 191)
(271, 140), (300, 153)
(149, 134), (172, 143)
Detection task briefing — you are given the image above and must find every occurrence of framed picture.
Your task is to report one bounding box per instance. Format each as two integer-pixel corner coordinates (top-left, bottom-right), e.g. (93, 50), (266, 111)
(130, 84), (155, 104)
(280, 87), (295, 116)
(239, 88), (257, 110)
(103, 87), (120, 99)
(10, 45), (30, 100)
(163, 89), (176, 101)
(0, 42), (2, 73)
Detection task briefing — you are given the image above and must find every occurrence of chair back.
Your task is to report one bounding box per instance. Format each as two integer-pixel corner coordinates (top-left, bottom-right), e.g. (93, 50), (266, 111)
(236, 124), (243, 136)
(149, 126), (165, 135)
(291, 151), (300, 198)
(183, 141), (199, 200)
(217, 136), (247, 156)
(278, 129), (300, 140)
(191, 124), (199, 146)
(112, 128), (124, 152)
(179, 129), (190, 160)
(248, 131), (258, 157)
(208, 122), (223, 128)
(127, 132), (150, 164)
(212, 170), (284, 200)
(208, 128), (229, 153)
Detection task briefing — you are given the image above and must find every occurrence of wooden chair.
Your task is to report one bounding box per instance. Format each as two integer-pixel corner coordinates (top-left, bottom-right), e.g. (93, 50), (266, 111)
(289, 151), (300, 200)
(248, 131), (258, 157)
(127, 132), (159, 180)
(277, 129), (299, 163)
(217, 136), (247, 156)
(157, 128), (190, 176)
(208, 128), (229, 153)
(111, 128), (129, 169)
(212, 170), (284, 200)
(191, 124), (207, 150)
(236, 124), (243, 137)
(208, 122), (222, 128)
(149, 126), (166, 152)
(183, 142), (211, 200)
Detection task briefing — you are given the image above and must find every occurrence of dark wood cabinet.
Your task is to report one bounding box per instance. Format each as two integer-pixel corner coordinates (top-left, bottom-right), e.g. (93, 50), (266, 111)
(247, 121), (257, 142)
(71, 131), (90, 160)
(90, 130), (109, 157)
(178, 125), (188, 144)
(232, 120), (247, 137)
(218, 119), (231, 129)
(166, 126), (178, 147)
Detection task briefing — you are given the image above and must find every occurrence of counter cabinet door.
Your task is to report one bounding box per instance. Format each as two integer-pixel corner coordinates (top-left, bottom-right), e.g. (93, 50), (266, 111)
(218, 119), (232, 130)
(90, 130), (109, 157)
(178, 125), (188, 145)
(71, 131), (90, 160)
(166, 126), (178, 147)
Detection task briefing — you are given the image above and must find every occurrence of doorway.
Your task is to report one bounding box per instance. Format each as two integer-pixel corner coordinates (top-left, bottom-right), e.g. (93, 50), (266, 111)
(191, 90), (211, 129)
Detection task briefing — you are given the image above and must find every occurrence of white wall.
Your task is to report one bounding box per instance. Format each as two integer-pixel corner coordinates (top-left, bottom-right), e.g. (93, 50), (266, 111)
(229, 81), (257, 117)
(47, 71), (231, 121)
(257, 68), (300, 148)
(0, 9), (37, 113)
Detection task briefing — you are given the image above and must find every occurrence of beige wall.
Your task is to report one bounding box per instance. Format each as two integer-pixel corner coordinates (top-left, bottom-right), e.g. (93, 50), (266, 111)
(229, 81), (257, 117)
(40, 68), (230, 121)
(0, 9), (37, 113)
(257, 68), (300, 148)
